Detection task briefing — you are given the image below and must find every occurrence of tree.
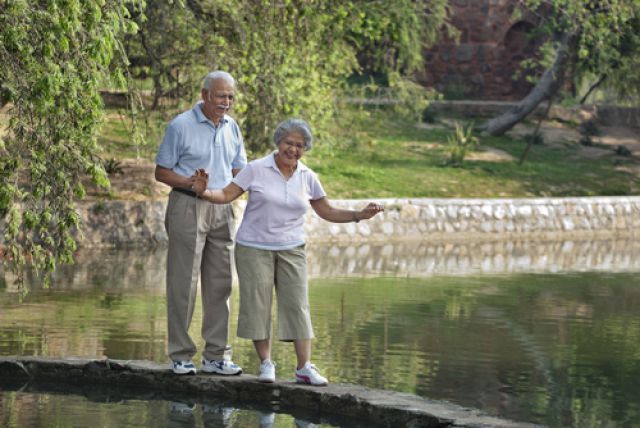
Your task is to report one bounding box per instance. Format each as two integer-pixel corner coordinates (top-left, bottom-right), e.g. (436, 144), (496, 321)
(1, 0), (451, 290)
(0, 0), (142, 291)
(127, 0), (452, 154)
(481, 0), (640, 136)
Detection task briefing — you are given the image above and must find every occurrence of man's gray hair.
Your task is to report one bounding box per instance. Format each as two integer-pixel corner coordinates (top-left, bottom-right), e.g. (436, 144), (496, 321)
(202, 71), (235, 90)
(273, 118), (313, 151)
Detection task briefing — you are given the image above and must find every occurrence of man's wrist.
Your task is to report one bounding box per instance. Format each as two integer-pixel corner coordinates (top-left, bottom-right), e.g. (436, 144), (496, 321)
(352, 211), (360, 223)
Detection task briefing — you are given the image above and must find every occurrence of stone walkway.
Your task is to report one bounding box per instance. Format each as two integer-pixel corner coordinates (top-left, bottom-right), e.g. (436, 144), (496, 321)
(0, 356), (543, 428)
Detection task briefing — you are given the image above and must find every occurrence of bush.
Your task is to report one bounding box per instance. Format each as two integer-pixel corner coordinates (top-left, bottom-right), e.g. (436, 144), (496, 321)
(580, 119), (600, 136)
(422, 106), (438, 124)
(446, 122), (479, 167)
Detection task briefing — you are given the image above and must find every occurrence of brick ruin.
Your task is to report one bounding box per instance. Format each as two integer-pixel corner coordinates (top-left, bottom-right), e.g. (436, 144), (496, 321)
(416, 0), (542, 101)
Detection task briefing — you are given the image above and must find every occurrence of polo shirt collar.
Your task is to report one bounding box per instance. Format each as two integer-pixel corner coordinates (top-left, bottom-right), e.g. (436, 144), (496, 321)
(193, 102), (229, 126)
(266, 151), (309, 173)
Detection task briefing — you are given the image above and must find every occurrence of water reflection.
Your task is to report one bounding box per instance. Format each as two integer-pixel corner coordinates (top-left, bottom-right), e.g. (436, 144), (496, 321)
(3, 237), (640, 292)
(2, 239), (640, 427)
(0, 390), (350, 428)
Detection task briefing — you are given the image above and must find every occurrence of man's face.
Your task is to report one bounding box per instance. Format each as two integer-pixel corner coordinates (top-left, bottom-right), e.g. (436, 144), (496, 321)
(202, 79), (235, 123)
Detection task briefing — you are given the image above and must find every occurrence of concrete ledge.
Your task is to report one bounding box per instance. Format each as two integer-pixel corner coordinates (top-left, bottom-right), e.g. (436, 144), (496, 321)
(0, 357), (541, 428)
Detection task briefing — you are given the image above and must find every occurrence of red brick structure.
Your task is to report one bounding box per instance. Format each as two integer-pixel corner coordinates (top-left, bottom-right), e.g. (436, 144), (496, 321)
(417, 0), (542, 100)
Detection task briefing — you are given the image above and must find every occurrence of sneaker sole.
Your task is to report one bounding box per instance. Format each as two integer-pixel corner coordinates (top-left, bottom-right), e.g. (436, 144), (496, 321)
(202, 368), (243, 376)
(172, 369), (197, 375)
(258, 377), (275, 383)
(295, 375), (327, 386)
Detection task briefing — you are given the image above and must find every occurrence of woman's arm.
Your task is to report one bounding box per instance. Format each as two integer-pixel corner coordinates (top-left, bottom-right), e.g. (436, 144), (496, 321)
(310, 197), (384, 223)
(192, 170), (245, 203)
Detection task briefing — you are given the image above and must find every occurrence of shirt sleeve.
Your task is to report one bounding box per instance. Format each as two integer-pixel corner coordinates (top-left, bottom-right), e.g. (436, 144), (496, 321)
(307, 171), (326, 201)
(230, 123), (248, 169)
(155, 121), (182, 169)
(231, 161), (255, 191)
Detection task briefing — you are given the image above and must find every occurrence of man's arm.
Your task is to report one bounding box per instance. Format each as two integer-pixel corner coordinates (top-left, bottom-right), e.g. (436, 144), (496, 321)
(155, 165), (197, 190)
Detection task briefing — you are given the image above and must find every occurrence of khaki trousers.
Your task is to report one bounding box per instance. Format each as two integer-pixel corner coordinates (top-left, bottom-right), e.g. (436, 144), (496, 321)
(235, 243), (314, 341)
(165, 190), (235, 361)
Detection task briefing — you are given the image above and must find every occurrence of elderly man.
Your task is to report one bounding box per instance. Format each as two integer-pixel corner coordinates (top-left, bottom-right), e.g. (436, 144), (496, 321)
(155, 70), (247, 375)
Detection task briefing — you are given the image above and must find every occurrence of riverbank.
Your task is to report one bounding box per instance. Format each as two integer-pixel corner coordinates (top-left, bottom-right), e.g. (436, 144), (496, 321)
(76, 196), (640, 248)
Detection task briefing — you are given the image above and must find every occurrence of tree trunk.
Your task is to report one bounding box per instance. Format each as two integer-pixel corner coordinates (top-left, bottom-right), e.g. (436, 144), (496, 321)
(579, 74), (607, 105)
(480, 32), (578, 136)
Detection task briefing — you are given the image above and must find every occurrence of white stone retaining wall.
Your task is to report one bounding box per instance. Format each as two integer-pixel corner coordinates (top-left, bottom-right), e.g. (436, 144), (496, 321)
(75, 196), (640, 247)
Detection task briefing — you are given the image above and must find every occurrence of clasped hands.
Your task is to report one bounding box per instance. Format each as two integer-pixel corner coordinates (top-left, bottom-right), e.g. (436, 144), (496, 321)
(190, 169), (209, 196)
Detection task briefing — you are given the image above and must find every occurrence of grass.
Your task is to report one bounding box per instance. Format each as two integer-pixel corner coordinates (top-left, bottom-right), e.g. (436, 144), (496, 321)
(97, 105), (640, 199)
(303, 107), (640, 198)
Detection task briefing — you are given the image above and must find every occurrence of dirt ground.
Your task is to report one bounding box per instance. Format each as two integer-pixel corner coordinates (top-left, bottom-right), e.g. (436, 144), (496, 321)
(85, 158), (170, 201)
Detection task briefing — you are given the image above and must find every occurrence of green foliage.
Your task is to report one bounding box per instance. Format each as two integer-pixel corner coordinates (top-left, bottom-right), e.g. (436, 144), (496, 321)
(0, 0), (142, 291)
(520, 0), (640, 105)
(102, 158), (124, 175)
(446, 122), (478, 167)
(125, 0), (223, 108)
(421, 106), (438, 124)
(388, 72), (436, 123)
(125, 0), (451, 155)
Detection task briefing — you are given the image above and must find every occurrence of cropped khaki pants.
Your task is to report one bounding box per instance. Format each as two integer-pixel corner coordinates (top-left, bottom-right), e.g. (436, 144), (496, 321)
(165, 190), (235, 362)
(235, 243), (314, 341)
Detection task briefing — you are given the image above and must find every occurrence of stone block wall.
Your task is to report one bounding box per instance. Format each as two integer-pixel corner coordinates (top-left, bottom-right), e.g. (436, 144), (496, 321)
(74, 196), (640, 248)
(417, 0), (541, 100)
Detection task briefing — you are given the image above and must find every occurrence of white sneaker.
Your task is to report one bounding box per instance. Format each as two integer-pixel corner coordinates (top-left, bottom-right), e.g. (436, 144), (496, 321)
(202, 359), (243, 375)
(172, 360), (197, 375)
(294, 362), (328, 386)
(258, 359), (276, 383)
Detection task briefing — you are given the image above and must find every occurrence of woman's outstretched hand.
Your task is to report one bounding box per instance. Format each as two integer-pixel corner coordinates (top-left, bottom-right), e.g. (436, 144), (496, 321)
(357, 202), (384, 221)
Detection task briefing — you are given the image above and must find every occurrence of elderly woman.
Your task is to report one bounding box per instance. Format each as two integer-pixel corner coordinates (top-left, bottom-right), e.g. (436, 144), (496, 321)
(192, 118), (383, 386)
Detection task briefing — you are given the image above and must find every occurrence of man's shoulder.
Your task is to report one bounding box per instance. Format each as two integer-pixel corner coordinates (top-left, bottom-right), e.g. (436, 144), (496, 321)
(223, 115), (242, 135)
(170, 108), (198, 128)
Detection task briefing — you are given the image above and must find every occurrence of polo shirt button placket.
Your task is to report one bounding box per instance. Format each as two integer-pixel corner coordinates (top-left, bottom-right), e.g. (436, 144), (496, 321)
(284, 181), (289, 202)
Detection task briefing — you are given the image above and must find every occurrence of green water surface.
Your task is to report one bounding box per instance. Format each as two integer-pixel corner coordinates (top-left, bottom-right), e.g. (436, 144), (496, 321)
(1, 248), (640, 427)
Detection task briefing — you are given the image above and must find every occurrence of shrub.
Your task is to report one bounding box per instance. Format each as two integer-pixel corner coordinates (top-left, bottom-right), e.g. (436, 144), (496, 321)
(446, 122), (479, 167)
(580, 119), (600, 136)
(422, 106), (438, 124)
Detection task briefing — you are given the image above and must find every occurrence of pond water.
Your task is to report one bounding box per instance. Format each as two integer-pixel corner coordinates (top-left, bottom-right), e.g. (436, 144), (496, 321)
(0, 389), (350, 428)
(1, 239), (640, 428)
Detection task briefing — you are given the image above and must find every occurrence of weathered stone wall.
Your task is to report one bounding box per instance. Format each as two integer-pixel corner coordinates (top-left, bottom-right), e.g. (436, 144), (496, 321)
(74, 196), (640, 248)
(417, 0), (540, 100)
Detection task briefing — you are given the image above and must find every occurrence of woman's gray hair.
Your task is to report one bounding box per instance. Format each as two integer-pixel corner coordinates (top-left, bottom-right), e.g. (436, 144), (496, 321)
(202, 71), (235, 90)
(273, 118), (313, 151)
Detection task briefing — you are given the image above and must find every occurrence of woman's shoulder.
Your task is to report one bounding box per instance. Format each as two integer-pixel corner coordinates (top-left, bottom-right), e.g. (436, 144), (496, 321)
(248, 153), (274, 168)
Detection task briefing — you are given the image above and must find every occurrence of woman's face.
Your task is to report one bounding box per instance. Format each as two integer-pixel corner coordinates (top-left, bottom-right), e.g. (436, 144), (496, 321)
(276, 131), (306, 167)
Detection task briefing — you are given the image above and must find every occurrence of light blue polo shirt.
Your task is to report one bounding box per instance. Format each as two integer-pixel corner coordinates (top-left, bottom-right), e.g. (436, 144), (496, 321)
(233, 152), (326, 250)
(155, 102), (247, 189)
